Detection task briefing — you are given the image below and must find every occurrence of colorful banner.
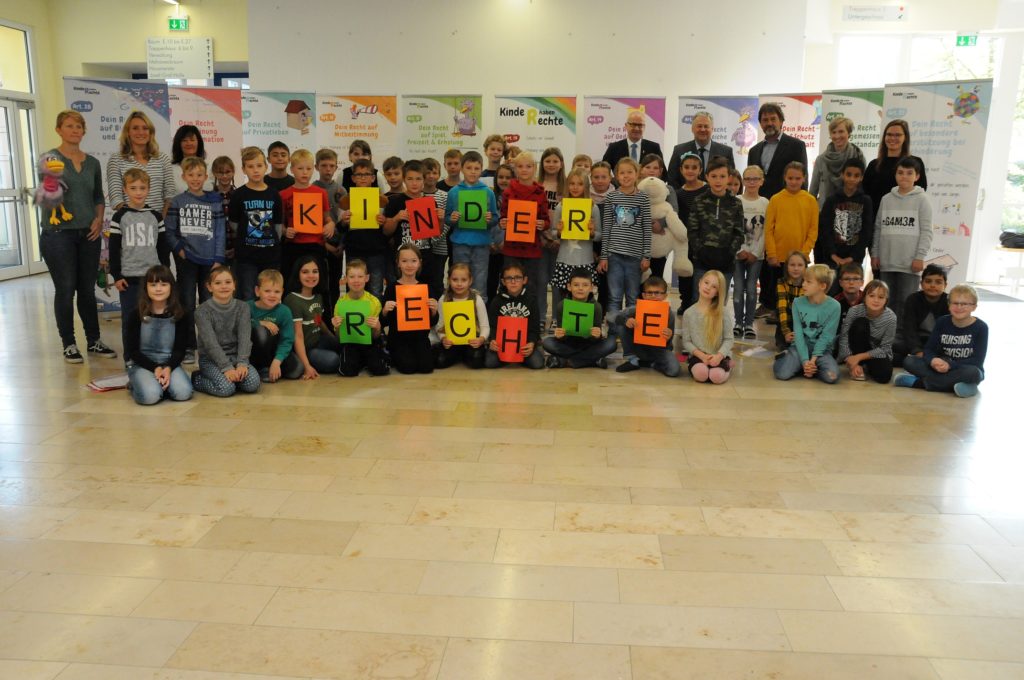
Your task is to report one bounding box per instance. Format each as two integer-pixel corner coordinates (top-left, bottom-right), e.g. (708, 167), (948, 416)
(493, 96), (576, 157)
(316, 95), (398, 166)
(169, 86), (244, 186)
(242, 91), (316, 151)
(820, 89), (884, 156)
(758, 93), (822, 161)
(63, 77), (171, 182)
(677, 96), (761, 171)
(401, 95), (483, 158)
(883, 80), (992, 285)
(579, 97), (666, 162)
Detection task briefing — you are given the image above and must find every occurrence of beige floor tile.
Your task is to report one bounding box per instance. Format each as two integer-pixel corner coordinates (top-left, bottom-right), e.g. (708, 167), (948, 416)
(685, 449), (823, 473)
(409, 497), (554, 530)
(929, 659), (1024, 680)
(0, 460), (69, 479)
(0, 660), (67, 680)
(554, 429), (721, 450)
(232, 471), (334, 491)
(0, 539), (242, 581)
(437, 638), (631, 680)
(369, 459), (533, 483)
(969, 545), (1024, 582)
(325, 477), (458, 497)
(984, 517), (1024, 546)
(41, 509), (220, 547)
(630, 647), (940, 680)
(630, 487), (786, 509)
(0, 569), (26, 592)
(132, 580), (278, 624)
(659, 535), (842, 575)
(780, 610), (1024, 662)
(781, 491), (940, 514)
(193, 516), (359, 555)
(807, 473), (980, 497)
(60, 483), (172, 511)
(494, 529), (662, 569)
(274, 492), (417, 524)
(554, 502), (706, 535)
(351, 439), (483, 462)
(827, 576), (1024, 617)
(677, 469), (814, 492)
(0, 572), (160, 616)
(0, 505), (76, 538)
(605, 447), (689, 470)
(223, 552), (427, 593)
(417, 561), (619, 603)
(835, 512), (1011, 545)
(166, 622), (446, 679)
(0, 610), (194, 666)
(0, 478), (85, 506)
(815, 451), (971, 477)
(342, 524), (498, 562)
(145, 486), (292, 518)
(56, 465), (246, 487)
(269, 434), (358, 457)
(574, 601), (789, 649)
(52, 663), (312, 680)
(257, 587), (573, 642)
(478, 443), (607, 466)
(454, 481), (631, 504)
(533, 465), (680, 489)
(702, 507), (849, 540)
(825, 541), (1004, 580)
(404, 424), (554, 445)
(619, 569), (842, 610)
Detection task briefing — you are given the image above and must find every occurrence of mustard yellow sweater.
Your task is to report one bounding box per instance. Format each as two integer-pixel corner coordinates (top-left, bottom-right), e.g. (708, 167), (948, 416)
(765, 189), (818, 262)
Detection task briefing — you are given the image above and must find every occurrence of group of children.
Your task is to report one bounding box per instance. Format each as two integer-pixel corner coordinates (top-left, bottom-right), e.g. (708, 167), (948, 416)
(109, 132), (986, 404)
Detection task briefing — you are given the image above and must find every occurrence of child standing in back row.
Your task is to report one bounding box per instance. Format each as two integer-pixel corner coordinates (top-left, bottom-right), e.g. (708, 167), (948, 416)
(500, 152), (550, 318)
(445, 151), (499, 302)
(229, 147), (284, 300)
(599, 157), (651, 320)
(550, 169), (601, 312)
(734, 165), (767, 339)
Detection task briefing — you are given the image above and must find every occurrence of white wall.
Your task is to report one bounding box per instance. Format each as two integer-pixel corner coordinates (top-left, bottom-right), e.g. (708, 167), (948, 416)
(248, 0), (809, 152)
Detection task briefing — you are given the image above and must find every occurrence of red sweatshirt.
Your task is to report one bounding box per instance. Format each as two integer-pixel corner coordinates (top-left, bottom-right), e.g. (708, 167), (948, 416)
(500, 179), (550, 260)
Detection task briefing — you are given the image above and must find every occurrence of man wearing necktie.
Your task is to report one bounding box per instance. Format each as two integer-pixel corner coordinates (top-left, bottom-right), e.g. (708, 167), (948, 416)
(602, 110), (663, 174)
(667, 111), (736, 188)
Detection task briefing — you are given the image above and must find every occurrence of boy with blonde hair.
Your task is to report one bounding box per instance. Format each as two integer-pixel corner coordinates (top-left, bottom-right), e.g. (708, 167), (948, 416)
(249, 269), (303, 382)
(773, 263), (841, 383)
(280, 148), (335, 284)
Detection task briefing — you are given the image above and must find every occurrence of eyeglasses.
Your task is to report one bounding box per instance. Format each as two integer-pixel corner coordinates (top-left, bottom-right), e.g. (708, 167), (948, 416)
(949, 301), (976, 307)
(502, 275), (525, 282)
(626, 122), (645, 129)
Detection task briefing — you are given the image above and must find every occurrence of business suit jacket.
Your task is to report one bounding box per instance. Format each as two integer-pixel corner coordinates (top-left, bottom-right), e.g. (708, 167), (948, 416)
(667, 140), (735, 187)
(748, 133), (808, 198)
(601, 138), (663, 171)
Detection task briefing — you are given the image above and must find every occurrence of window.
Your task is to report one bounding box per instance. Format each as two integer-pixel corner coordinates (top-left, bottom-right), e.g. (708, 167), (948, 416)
(0, 24), (32, 93)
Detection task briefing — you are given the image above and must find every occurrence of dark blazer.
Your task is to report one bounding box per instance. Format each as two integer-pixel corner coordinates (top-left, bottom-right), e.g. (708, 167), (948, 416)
(748, 133), (808, 198)
(601, 138), (663, 171)
(667, 140), (735, 187)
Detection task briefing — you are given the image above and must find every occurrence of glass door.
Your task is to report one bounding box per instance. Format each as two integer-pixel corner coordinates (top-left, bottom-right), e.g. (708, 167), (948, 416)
(0, 98), (42, 280)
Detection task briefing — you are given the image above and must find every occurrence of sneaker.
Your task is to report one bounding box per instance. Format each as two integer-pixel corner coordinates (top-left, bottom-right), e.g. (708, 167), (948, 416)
(63, 344), (84, 364)
(743, 327), (757, 340)
(733, 326), (742, 338)
(755, 304), (770, 318)
(545, 355), (564, 369)
(616, 360), (640, 373)
(183, 349), (196, 365)
(87, 340), (117, 358)
(953, 382), (979, 398)
(851, 372), (866, 382)
(894, 373), (919, 389)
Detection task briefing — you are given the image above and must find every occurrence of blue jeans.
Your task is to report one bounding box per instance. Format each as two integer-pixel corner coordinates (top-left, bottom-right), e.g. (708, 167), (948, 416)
(733, 258), (762, 329)
(128, 365), (193, 405)
(39, 228), (102, 347)
(308, 333), (343, 374)
(542, 336), (617, 368)
(617, 320), (681, 377)
(452, 244), (491, 302)
(903, 355), (984, 392)
(773, 345), (839, 383)
(606, 252), (642, 320)
(174, 255), (212, 349)
(692, 265), (733, 304)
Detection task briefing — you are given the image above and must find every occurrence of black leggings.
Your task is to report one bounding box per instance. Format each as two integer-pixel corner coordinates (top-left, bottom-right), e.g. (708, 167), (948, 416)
(388, 333), (434, 374)
(435, 344), (486, 370)
(339, 342), (390, 377)
(848, 316), (893, 384)
(251, 326), (304, 379)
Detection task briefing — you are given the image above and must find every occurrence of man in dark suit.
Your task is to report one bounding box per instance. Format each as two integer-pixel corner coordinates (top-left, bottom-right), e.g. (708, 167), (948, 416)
(748, 102), (808, 317)
(601, 110), (662, 171)
(666, 111), (735, 186)
(747, 102), (807, 198)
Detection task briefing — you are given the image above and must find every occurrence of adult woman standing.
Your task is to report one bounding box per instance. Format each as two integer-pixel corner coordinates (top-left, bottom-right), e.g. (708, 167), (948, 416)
(106, 111), (176, 214)
(809, 116), (865, 208)
(864, 119), (928, 215)
(170, 124), (206, 195)
(39, 111), (118, 363)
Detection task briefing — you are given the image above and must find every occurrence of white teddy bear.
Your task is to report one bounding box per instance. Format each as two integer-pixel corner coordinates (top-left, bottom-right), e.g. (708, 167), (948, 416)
(638, 176), (691, 276)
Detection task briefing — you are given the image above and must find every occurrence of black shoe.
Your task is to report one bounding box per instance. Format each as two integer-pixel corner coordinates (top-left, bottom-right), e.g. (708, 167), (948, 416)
(87, 340), (118, 358)
(733, 326), (742, 338)
(545, 355), (565, 369)
(743, 327), (757, 340)
(63, 344), (84, 364)
(616, 361), (640, 373)
(596, 358), (608, 369)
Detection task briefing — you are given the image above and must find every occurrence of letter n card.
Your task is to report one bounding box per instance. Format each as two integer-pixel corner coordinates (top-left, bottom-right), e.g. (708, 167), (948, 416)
(407, 196), (441, 240)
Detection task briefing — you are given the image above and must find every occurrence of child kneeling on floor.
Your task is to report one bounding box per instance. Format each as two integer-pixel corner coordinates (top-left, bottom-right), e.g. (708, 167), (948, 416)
(773, 264), (841, 384)
(682, 270), (734, 383)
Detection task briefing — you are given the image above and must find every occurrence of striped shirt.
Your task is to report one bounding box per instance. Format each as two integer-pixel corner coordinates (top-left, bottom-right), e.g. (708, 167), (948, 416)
(600, 189), (651, 260)
(837, 304), (897, 360)
(106, 152), (176, 212)
(429, 190), (450, 256)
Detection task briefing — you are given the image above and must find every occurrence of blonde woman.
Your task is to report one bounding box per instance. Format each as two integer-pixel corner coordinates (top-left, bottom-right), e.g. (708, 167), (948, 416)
(106, 110), (175, 213)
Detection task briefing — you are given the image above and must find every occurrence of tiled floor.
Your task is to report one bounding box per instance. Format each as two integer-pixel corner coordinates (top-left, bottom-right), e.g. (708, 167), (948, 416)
(1, 273), (1022, 679)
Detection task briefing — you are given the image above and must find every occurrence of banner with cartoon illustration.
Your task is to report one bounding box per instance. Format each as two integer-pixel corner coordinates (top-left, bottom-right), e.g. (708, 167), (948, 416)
(578, 97), (666, 162)
(676, 96), (760, 171)
(316, 95), (398, 166)
(758, 93), (822, 160)
(883, 79), (992, 285)
(241, 91), (316, 151)
(169, 86), (244, 186)
(493, 96), (576, 157)
(400, 95), (483, 158)
(820, 89), (883, 157)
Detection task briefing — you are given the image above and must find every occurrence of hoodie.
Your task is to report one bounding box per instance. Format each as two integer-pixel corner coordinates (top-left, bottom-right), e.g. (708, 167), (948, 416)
(500, 180), (551, 260)
(815, 187), (873, 265)
(487, 286), (541, 344)
(166, 190), (227, 266)
(445, 180), (500, 247)
(872, 186), (932, 274)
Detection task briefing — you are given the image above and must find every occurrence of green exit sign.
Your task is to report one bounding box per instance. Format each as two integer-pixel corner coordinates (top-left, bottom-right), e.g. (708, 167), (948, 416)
(168, 17), (189, 32)
(956, 33), (978, 47)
